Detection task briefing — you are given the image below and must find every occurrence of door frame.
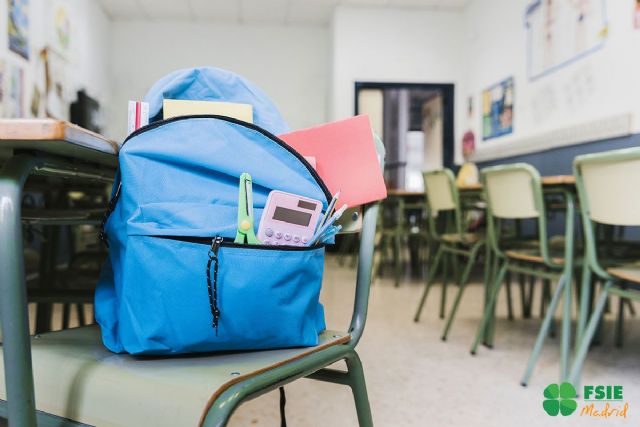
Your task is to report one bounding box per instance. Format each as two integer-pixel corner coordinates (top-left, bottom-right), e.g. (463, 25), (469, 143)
(354, 81), (455, 170)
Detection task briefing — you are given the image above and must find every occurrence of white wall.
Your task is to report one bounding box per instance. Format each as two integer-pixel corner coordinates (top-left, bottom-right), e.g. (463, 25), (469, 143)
(464, 0), (640, 161)
(330, 6), (467, 163)
(0, 0), (110, 122)
(107, 21), (329, 142)
(60, 0), (111, 106)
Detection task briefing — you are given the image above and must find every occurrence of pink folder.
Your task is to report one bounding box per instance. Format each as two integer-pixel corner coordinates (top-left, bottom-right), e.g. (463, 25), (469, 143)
(279, 115), (387, 207)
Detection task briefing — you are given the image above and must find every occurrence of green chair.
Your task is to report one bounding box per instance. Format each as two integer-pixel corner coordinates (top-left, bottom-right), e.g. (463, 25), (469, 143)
(569, 148), (640, 386)
(469, 164), (576, 386)
(414, 169), (487, 341)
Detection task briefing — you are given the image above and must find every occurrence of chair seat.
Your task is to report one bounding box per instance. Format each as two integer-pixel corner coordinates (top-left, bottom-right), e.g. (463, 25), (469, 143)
(441, 232), (482, 244)
(0, 325), (349, 427)
(607, 263), (640, 284)
(502, 235), (576, 265)
(504, 248), (566, 265)
(501, 235), (566, 250)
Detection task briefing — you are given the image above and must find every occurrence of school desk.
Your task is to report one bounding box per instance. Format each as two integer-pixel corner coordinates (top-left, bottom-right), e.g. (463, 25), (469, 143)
(0, 119), (117, 426)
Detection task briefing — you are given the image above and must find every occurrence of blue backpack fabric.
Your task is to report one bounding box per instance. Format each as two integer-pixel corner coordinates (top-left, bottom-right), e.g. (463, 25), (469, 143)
(95, 68), (330, 355)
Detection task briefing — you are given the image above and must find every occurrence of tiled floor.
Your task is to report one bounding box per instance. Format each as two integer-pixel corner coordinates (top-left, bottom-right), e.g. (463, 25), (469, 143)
(228, 256), (640, 427)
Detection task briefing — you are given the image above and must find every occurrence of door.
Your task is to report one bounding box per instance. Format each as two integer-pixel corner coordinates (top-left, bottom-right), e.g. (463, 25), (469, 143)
(422, 94), (443, 172)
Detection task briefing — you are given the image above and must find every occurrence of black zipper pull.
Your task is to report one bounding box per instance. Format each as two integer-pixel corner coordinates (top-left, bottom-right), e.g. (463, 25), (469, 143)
(208, 236), (224, 259)
(206, 236), (224, 336)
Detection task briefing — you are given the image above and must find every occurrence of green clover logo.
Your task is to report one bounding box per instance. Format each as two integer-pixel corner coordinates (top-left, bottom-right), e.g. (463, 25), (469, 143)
(543, 382), (577, 416)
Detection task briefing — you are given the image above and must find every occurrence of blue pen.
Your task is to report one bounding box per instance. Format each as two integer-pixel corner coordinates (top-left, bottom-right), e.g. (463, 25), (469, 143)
(318, 225), (342, 244)
(308, 204), (348, 246)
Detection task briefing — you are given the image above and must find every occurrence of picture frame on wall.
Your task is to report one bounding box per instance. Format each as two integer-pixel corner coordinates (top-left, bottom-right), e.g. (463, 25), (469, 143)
(8, 0), (30, 60)
(482, 77), (514, 141)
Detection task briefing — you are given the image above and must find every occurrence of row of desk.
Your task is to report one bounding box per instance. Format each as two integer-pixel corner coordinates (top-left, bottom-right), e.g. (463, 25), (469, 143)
(386, 174), (576, 197)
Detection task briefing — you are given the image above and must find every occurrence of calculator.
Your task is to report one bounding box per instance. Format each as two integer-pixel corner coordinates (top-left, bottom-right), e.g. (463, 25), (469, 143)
(257, 190), (323, 246)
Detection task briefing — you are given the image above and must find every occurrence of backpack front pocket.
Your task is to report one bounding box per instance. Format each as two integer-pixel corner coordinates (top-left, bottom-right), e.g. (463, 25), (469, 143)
(114, 235), (326, 355)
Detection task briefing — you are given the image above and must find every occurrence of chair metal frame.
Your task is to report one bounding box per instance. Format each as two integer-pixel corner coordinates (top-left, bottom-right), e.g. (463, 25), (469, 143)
(203, 202), (379, 426)
(468, 164), (576, 386)
(414, 169), (488, 341)
(569, 147), (640, 387)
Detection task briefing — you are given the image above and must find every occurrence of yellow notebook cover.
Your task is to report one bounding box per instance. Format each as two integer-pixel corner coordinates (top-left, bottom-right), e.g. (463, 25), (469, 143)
(163, 99), (253, 123)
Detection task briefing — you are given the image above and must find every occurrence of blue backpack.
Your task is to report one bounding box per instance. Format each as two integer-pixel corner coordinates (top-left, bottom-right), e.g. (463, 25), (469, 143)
(96, 68), (330, 355)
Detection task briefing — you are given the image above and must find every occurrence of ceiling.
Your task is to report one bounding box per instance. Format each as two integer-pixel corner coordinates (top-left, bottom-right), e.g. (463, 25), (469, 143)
(97, 0), (470, 27)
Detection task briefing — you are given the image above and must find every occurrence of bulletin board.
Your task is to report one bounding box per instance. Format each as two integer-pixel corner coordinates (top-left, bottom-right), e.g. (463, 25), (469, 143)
(525, 0), (608, 80)
(482, 77), (514, 141)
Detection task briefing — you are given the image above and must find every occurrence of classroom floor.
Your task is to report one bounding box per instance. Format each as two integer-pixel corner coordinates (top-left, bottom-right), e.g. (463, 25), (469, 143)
(229, 256), (640, 427)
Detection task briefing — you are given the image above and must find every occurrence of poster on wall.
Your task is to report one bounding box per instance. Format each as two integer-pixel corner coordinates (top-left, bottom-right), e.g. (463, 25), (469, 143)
(635, 0), (640, 29)
(8, 0), (30, 60)
(7, 65), (24, 118)
(525, 0), (607, 80)
(482, 77), (514, 141)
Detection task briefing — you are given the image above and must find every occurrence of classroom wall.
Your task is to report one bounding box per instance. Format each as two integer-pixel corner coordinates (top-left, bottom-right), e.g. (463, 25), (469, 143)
(464, 0), (640, 162)
(0, 0), (110, 123)
(330, 5), (467, 163)
(107, 21), (329, 142)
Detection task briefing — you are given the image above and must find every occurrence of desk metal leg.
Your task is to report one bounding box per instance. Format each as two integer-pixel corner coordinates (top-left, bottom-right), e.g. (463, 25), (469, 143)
(0, 154), (40, 427)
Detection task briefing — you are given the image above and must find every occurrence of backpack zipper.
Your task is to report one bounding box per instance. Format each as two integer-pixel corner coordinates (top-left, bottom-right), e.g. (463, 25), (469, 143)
(121, 114), (331, 201)
(100, 115), (332, 245)
(160, 235), (324, 251)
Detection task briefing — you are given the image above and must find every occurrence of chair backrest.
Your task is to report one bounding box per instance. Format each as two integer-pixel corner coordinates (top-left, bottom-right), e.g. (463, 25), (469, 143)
(424, 170), (457, 212)
(574, 148), (640, 226)
(483, 164), (542, 219)
(574, 147), (640, 276)
(423, 169), (464, 240)
(482, 163), (551, 263)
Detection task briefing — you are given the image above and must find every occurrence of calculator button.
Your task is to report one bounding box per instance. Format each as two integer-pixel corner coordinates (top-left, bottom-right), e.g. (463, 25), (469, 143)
(302, 237), (308, 244)
(272, 241), (279, 246)
(265, 228), (274, 237)
(275, 231), (283, 239)
(293, 235), (300, 243)
(264, 239), (271, 245)
(284, 233), (291, 241)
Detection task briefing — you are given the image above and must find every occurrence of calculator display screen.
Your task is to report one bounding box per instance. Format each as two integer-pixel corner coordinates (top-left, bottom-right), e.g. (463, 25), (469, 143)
(272, 206), (312, 226)
(298, 200), (316, 210)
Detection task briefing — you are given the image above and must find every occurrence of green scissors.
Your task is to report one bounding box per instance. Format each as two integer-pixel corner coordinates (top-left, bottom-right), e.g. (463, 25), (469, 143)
(234, 172), (261, 245)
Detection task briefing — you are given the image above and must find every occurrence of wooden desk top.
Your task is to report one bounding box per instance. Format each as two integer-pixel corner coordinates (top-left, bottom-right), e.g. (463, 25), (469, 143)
(541, 175), (575, 186)
(0, 119), (118, 167)
(387, 189), (424, 197)
(458, 175), (575, 191)
(387, 175), (576, 196)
